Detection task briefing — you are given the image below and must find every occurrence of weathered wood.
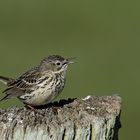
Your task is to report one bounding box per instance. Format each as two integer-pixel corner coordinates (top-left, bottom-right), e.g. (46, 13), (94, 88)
(0, 95), (121, 140)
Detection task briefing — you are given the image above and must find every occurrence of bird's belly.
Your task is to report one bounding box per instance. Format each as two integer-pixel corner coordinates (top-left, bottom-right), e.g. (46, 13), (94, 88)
(19, 85), (63, 106)
(19, 75), (65, 106)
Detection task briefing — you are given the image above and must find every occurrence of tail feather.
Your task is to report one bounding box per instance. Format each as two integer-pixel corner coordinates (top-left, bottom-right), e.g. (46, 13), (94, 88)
(0, 76), (15, 102)
(0, 76), (14, 85)
(0, 94), (9, 101)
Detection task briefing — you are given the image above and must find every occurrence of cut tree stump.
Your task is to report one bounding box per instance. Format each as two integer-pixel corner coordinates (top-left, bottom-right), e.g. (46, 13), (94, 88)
(0, 95), (122, 140)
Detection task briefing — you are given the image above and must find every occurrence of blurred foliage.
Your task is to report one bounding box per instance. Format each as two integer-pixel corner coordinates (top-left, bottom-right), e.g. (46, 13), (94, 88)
(0, 0), (139, 139)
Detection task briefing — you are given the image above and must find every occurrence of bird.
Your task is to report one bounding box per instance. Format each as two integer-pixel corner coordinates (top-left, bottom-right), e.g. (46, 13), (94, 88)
(0, 55), (74, 108)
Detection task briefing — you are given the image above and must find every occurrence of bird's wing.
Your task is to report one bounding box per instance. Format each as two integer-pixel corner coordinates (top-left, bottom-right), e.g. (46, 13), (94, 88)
(9, 66), (41, 88)
(2, 67), (42, 99)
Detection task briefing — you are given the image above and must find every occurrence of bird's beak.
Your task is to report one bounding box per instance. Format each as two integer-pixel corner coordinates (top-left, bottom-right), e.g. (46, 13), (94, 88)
(67, 57), (76, 64)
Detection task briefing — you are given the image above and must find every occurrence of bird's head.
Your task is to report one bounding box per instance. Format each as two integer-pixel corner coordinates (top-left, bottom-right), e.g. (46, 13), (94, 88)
(40, 55), (75, 72)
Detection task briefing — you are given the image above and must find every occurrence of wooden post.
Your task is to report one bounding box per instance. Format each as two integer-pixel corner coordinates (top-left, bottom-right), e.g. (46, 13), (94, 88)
(0, 95), (121, 140)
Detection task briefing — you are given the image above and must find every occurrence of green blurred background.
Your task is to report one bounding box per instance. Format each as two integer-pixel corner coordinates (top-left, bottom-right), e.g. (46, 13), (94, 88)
(0, 0), (139, 139)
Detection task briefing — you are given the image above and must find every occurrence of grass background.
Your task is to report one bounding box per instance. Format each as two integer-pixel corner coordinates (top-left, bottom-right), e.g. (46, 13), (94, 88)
(0, 0), (139, 139)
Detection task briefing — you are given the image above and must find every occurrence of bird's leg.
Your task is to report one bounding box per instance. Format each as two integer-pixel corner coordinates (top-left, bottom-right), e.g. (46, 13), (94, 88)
(24, 104), (36, 111)
(24, 104), (46, 116)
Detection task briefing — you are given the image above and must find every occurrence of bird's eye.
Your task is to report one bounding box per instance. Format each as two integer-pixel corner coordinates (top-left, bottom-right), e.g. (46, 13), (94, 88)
(56, 62), (61, 66)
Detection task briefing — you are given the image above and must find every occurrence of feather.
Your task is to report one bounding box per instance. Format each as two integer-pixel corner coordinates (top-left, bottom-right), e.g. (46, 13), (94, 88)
(0, 76), (14, 85)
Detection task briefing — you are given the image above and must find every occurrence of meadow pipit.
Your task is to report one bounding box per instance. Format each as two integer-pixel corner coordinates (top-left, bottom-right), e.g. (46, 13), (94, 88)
(0, 55), (74, 108)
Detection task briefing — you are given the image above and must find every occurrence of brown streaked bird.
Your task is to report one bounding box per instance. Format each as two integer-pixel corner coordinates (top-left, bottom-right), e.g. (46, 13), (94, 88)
(0, 55), (74, 108)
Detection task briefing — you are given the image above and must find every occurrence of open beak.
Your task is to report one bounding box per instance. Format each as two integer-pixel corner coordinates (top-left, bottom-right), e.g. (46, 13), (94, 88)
(67, 57), (76, 64)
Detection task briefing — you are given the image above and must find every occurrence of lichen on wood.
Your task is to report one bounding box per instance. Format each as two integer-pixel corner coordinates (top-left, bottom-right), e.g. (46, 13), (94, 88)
(0, 95), (121, 140)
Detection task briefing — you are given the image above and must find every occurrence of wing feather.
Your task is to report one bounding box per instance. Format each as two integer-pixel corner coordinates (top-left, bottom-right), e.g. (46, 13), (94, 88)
(1, 66), (51, 100)
(2, 67), (41, 98)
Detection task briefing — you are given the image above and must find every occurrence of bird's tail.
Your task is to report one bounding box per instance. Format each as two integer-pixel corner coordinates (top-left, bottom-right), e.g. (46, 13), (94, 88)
(0, 76), (14, 85)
